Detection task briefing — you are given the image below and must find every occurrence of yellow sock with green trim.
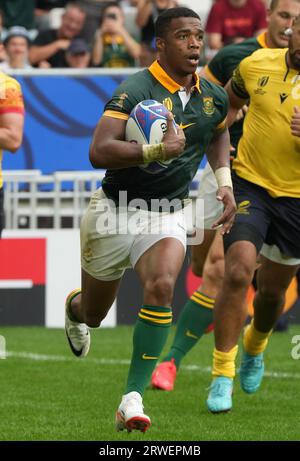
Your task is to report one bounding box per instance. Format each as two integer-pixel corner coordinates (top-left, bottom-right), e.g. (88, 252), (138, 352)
(212, 345), (238, 379)
(126, 305), (172, 396)
(163, 290), (214, 368)
(243, 320), (272, 356)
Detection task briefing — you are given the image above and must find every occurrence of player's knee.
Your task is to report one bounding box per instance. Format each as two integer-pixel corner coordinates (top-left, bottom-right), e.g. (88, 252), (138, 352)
(144, 276), (175, 305)
(225, 260), (254, 289)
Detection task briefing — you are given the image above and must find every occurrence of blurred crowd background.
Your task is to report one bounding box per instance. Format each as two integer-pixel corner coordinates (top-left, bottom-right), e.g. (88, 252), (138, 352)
(0, 0), (270, 71)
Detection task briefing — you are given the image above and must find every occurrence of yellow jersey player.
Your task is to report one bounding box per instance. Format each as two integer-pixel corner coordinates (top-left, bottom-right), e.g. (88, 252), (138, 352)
(151, 0), (300, 393)
(207, 15), (300, 413)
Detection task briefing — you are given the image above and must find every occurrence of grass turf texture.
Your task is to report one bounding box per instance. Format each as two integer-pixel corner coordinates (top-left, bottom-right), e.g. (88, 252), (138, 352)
(0, 325), (299, 441)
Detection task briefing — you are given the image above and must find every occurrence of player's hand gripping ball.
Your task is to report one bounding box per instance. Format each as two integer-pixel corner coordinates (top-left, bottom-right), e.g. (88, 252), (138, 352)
(125, 99), (177, 174)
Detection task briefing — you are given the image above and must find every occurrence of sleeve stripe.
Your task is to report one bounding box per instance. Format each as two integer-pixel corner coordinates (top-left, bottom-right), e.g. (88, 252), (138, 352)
(204, 65), (223, 86)
(0, 107), (25, 115)
(103, 110), (129, 121)
(231, 79), (249, 99)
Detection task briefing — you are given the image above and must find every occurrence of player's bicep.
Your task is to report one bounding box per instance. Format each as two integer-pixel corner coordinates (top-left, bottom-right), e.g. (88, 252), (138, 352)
(91, 115), (128, 148)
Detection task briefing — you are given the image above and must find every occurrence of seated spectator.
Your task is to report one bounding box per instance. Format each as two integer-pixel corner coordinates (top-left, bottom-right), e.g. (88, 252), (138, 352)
(136, 0), (177, 47)
(1, 0), (35, 31)
(0, 26), (32, 71)
(29, 2), (86, 68)
(205, 0), (267, 50)
(65, 38), (91, 67)
(92, 2), (141, 67)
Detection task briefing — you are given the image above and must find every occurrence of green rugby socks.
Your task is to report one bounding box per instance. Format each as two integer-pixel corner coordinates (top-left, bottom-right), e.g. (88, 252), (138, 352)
(125, 305), (172, 396)
(163, 291), (214, 368)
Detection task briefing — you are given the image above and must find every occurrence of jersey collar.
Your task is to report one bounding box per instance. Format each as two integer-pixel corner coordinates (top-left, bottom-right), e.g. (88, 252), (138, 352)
(256, 31), (268, 48)
(148, 60), (201, 94)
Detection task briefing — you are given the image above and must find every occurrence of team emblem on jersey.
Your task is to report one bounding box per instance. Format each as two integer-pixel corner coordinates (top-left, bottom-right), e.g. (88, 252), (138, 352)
(257, 76), (269, 87)
(163, 97), (173, 111)
(202, 97), (215, 116)
(255, 76), (269, 95)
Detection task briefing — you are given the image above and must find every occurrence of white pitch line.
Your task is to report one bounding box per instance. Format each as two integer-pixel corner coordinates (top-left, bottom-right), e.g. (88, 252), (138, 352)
(5, 351), (300, 380)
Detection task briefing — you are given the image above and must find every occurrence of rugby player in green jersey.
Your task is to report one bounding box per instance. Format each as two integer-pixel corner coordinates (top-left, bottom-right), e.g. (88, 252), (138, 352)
(151, 0), (300, 393)
(64, 7), (236, 433)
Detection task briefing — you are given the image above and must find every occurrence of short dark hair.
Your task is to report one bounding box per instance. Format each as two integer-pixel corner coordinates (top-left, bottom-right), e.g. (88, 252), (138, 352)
(155, 7), (200, 39)
(270, 0), (300, 10)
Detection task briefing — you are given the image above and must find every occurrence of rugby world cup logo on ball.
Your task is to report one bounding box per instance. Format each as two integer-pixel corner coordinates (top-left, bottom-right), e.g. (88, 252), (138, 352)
(125, 99), (177, 174)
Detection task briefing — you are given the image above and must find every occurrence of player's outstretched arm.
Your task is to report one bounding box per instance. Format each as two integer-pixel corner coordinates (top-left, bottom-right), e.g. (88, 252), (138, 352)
(89, 113), (185, 169)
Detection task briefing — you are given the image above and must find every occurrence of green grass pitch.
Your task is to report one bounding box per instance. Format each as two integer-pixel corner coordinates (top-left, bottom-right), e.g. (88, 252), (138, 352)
(0, 325), (299, 441)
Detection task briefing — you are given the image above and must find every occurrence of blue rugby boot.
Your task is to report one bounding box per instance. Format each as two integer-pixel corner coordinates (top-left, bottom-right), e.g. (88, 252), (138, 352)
(239, 351), (264, 394)
(207, 376), (233, 413)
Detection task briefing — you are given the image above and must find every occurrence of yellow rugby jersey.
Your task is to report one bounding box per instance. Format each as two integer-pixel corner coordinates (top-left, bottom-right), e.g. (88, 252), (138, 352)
(0, 72), (25, 188)
(231, 48), (300, 198)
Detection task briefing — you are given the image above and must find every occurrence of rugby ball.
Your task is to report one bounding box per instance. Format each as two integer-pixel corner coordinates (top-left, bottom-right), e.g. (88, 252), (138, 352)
(125, 99), (176, 174)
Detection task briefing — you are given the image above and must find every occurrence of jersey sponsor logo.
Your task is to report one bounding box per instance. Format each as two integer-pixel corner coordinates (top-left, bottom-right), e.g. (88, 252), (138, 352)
(163, 97), (173, 111)
(179, 122), (196, 130)
(280, 93), (289, 104)
(236, 200), (251, 215)
(254, 76), (269, 95)
(142, 353), (159, 360)
(202, 97), (215, 116)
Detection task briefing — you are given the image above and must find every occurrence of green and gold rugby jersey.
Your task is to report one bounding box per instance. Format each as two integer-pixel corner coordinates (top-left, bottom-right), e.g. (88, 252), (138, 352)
(101, 33), (135, 68)
(102, 60), (228, 205)
(203, 32), (267, 150)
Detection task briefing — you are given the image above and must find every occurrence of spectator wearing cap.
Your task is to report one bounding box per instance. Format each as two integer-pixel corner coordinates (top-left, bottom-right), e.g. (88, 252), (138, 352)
(65, 38), (91, 68)
(92, 2), (141, 67)
(29, 2), (86, 68)
(206, 0), (267, 51)
(0, 26), (32, 71)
